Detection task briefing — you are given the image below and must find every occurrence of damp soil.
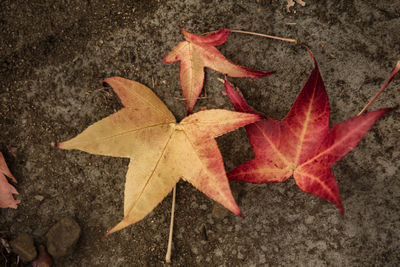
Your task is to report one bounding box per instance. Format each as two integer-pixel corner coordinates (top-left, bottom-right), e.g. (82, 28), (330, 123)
(1, 1), (399, 266)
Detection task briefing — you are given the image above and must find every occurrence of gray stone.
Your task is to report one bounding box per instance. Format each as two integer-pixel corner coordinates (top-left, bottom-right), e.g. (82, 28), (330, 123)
(46, 217), (81, 258)
(10, 233), (37, 262)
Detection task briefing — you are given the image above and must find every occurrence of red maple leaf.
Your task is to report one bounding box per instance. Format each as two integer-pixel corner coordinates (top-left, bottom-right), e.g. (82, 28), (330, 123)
(163, 28), (272, 114)
(225, 52), (394, 212)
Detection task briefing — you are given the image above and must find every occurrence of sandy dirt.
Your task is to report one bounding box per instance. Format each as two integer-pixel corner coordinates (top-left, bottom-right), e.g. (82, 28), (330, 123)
(1, 0), (399, 266)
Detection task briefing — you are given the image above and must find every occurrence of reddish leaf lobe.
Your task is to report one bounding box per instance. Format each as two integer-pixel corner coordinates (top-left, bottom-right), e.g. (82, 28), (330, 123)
(183, 28), (230, 46)
(225, 54), (392, 213)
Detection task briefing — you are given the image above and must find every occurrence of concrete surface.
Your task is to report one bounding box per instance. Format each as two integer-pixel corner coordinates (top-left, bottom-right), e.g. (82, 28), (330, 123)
(0, 0), (399, 266)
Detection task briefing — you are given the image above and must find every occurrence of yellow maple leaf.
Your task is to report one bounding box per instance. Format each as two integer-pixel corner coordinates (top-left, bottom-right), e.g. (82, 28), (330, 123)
(59, 77), (259, 235)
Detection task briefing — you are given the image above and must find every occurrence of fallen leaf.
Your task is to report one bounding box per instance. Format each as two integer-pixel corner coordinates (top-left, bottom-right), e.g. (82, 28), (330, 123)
(286, 0), (306, 13)
(163, 28), (272, 113)
(225, 52), (392, 212)
(58, 77), (260, 235)
(32, 245), (53, 267)
(0, 152), (20, 209)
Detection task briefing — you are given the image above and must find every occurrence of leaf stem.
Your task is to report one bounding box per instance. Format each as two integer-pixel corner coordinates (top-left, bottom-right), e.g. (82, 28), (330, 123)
(358, 61), (400, 115)
(165, 185), (176, 263)
(230, 29), (297, 43)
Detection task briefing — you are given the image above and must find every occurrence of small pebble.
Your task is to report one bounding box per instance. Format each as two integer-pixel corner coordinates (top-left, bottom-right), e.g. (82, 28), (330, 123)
(34, 195), (45, 201)
(46, 217), (81, 258)
(10, 233), (37, 261)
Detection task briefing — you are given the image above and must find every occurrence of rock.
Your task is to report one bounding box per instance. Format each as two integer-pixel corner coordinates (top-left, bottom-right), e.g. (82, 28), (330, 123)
(10, 233), (37, 262)
(34, 195), (45, 201)
(46, 217), (81, 258)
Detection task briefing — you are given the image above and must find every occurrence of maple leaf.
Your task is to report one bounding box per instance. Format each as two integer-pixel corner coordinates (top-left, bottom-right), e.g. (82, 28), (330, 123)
(163, 28), (272, 113)
(58, 77), (260, 235)
(0, 152), (20, 209)
(225, 53), (392, 212)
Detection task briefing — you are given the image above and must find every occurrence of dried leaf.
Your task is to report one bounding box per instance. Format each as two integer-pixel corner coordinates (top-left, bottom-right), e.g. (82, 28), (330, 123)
(225, 52), (392, 212)
(59, 77), (260, 235)
(163, 28), (272, 113)
(0, 152), (20, 209)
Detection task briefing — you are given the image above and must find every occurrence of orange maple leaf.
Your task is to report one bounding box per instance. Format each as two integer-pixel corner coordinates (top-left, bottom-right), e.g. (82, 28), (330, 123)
(163, 28), (272, 113)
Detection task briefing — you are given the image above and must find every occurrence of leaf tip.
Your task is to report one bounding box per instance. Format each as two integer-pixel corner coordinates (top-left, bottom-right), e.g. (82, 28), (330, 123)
(339, 205), (344, 214)
(302, 45), (319, 68)
(384, 107), (394, 113)
(334, 198), (344, 214)
(229, 204), (242, 216)
(57, 142), (64, 149)
(103, 231), (112, 238)
(371, 107), (393, 118)
(104, 226), (119, 238)
(256, 70), (275, 78)
(236, 209), (243, 217)
(102, 77), (115, 87)
(237, 69), (274, 79)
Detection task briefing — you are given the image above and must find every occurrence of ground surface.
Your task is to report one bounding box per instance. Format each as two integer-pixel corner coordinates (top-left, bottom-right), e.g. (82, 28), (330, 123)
(0, 0), (399, 266)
